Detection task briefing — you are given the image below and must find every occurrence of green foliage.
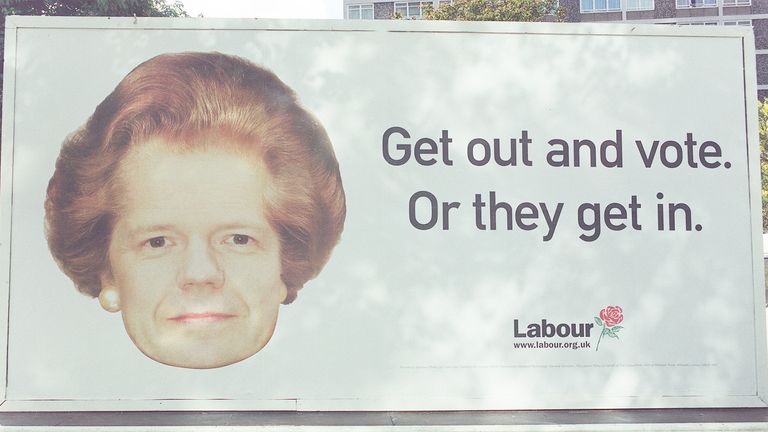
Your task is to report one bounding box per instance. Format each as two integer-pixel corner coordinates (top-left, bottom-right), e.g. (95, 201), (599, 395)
(0, 0), (186, 17)
(759, 98), (768, 232)
(423, 0), (563, 22)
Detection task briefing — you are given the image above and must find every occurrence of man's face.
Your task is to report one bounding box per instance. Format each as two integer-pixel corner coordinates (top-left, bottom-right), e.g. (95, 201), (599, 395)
(103, 138), (287, 369)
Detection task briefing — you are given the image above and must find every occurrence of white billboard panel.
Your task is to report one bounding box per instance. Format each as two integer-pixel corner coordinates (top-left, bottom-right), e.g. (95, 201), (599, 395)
(0, 16), (764, 411)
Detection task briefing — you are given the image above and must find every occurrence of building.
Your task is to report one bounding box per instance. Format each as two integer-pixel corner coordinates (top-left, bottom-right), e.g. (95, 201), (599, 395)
(345, 0), (452, 19)
(343, 0), (768, 99)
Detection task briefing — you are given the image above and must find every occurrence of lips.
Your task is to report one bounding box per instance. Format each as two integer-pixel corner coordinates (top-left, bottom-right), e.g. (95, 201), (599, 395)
(168, 312), (237, 323)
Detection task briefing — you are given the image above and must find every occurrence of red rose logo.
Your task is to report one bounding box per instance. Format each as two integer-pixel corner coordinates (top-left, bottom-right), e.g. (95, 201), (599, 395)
(594, 305), (624, 351)
(599, 306), (623, 327)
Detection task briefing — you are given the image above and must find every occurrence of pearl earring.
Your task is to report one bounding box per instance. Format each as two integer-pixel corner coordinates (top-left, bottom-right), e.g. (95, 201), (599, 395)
(98, 287), (120, 313)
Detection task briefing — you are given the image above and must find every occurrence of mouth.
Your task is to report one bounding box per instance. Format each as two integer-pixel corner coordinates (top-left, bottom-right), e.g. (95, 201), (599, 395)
(168, 312), (237, 323)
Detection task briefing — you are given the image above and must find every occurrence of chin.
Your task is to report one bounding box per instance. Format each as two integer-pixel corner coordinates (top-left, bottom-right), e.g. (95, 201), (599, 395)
(143, 344), (267, 369)
(156, 355), (252, 369)
(123, 317), (280, 368)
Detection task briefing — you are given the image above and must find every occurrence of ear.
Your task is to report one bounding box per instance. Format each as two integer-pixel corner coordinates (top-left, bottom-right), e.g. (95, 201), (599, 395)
(282, 284), (298, 305)
(98, 273), (121, 313)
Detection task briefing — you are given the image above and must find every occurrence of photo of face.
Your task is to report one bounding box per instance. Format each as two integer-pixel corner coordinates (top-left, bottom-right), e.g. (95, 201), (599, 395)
(103, 138), (287, 368)
(44, 52), (346, 369)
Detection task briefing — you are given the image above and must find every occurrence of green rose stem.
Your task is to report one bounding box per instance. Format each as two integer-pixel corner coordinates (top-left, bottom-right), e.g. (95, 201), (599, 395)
(595, 316), (604, 352)
(596, 327), (606, 352)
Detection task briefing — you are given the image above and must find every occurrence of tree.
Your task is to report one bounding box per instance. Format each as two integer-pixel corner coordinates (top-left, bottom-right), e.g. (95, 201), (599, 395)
(0, 0), (185, 18)
(423, 0), (562, 22)
(759, 98), (768, 232)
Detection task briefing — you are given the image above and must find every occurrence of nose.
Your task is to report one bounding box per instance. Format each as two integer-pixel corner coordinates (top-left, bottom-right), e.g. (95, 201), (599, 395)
(179, 237), (224, 290)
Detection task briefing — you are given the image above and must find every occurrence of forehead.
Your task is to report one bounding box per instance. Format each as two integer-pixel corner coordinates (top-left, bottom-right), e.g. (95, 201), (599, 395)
(129, 130), (261, 159)
(114, 136), (272, 211)
(119, 133), (264, 173)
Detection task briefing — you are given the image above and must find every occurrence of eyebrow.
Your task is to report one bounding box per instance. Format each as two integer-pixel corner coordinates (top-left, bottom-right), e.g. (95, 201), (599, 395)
(216, 223), (274, 235)
(127, 225), (176, 238)
(127, 223), (273, 238)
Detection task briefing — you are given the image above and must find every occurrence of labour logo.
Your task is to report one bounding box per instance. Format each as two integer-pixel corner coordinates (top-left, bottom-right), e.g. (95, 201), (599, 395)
(594, 306), (624, 351)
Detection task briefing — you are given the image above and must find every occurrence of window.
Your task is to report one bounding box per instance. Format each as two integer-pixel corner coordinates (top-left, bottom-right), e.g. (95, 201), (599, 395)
(581, 0), (620, 12)
(677, 21), (718, 25)
(395, 1), (431, 18)
(723, 0), (750, 5)
(626, 0), (654, 10)
(676, 0), (716, 8)
(723, 19), (752, 26)
(438, 0), (453, 5)
(348, 3), (374, 19)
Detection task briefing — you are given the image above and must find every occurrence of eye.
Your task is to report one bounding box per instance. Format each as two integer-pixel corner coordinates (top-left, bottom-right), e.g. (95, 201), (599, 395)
(233, 234), (251, 245)
(145, 236), (168, 248)
(136, 233), (177, 257)
(226, 234), (254, 246)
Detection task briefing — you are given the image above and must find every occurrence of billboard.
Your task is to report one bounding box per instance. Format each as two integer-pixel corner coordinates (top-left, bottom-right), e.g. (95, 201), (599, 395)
(0, 16), (765, 411)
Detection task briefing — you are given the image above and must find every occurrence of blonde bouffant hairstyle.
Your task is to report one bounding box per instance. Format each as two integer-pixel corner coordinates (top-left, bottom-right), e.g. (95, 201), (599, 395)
(45, 52), (346, 304)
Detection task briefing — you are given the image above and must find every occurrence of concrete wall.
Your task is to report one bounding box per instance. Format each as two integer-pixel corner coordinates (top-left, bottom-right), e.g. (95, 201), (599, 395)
(561, 0), (583, 22)
(757, 53), (768, 85)
(755, 19), (768, 49)
(675, 7), (720, 17)
(627, 10), (656, 19)
(374, 1), (394, 19)
(580, 11), (623, 21)
(655, 0), (677, 18)
(722, 5), (752, 15)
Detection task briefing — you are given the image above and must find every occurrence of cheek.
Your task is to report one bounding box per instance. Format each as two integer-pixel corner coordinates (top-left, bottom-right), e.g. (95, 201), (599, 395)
(111, 254), (174, 316)
(224, 255), (286, 304)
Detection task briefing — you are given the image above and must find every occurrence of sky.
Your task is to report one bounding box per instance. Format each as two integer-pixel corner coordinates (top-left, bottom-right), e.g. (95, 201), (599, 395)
(180, 0), (343, 19)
